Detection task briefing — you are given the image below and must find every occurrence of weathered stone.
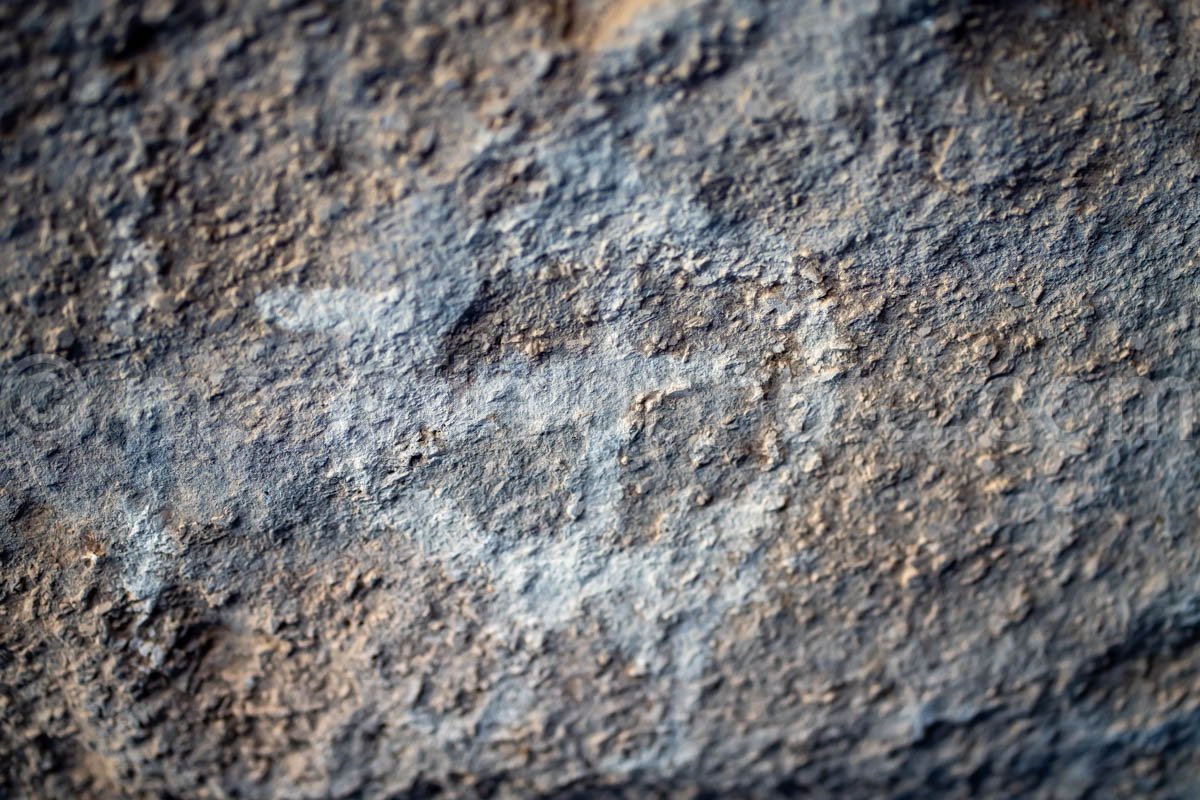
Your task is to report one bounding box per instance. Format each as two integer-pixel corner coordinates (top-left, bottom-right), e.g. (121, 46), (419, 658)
(3, 0), (1200, 797)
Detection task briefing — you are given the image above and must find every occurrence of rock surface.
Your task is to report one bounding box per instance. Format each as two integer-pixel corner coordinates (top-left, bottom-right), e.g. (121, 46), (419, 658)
(3, 0), (1200, 796)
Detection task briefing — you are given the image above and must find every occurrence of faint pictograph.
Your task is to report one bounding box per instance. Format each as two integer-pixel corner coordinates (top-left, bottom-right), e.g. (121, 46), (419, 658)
(2, 354), (84, 439)
(2, 354), (88, 495)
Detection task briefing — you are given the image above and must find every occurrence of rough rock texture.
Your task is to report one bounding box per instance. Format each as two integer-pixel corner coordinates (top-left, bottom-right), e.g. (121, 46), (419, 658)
(4, 0), (1200, 797)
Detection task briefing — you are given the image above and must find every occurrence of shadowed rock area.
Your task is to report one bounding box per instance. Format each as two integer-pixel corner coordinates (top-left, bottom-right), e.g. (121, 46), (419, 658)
(3, 0), (1200, 797)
